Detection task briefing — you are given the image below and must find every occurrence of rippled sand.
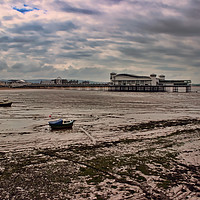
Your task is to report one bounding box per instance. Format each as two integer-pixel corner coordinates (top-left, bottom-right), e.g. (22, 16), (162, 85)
(0, 88), (200, 199)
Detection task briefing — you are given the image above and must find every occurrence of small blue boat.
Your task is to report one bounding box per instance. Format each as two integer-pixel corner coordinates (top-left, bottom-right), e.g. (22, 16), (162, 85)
(49, 119), (75, 129)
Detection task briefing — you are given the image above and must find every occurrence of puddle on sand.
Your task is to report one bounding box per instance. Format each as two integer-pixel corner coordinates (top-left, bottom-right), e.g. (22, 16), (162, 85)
(0, 119), (39, 134)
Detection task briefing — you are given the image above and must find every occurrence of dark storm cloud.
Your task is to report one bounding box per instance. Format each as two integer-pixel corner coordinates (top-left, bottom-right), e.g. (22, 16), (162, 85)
(55, 0), (101, 15)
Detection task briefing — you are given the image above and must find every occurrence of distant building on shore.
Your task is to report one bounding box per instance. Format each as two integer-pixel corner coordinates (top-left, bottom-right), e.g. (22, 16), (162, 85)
(110, 73), (191, 92)
(40, 77), (79, 85)
(6, 79), (31, 87)
(0, 81), (6, 86)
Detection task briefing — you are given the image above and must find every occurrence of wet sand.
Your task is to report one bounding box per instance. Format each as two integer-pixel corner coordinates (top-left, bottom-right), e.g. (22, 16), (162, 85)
(0, 88), (200, 199)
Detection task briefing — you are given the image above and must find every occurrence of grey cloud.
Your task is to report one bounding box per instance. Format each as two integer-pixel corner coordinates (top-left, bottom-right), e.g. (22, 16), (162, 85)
(9, 62), (57, 73)
(7, 20), (78, 35)
(156, 66), (185, 71)
(116, 13), (199, 37)
(150, 45), (197, 58)
(9, 63), (32, 73)
(114, 1), (200, 37)
(139, 18), (200, 37)
(0, 35), (54, 57)
(0, 60), (8, 70)
(62, 6), (100, 15)
(62, 44), (77, 50)
(11, 63), (23, 70)
(183, 0), (200, 19)
(0, 36), (11, 43)
(8, 22), (44, 34)
(118, 44), (197, 68)
(58, 50), (96, 59)
(64, 66), (110, 81)
(119, 46), (146, 58)
(56, 21), (77, 31)
(99, 0), (175, 8)
(124, 35), (158, 44)
(127, 1), (200, 37)
(0, 0), (5, 4)
(190, 62), (200, 68)
(0, 35), (38, 44)
(61, 37), (110, 49)
(55, 1), (101, 15)
(3, 16), (14, 21)
(0, 44), (9, 51)
(8, 43), (24, 49)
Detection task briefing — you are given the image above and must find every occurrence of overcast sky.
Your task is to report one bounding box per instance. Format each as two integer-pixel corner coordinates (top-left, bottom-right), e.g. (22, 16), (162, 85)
(0, 0), (200, 83)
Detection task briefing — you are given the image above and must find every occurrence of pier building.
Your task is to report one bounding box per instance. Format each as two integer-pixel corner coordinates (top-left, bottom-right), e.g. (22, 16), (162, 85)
(110, 73), (191, 92)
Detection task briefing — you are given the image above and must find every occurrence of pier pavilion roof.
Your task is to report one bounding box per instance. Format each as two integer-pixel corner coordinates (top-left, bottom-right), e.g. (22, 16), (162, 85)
(115, 74), (151, 79)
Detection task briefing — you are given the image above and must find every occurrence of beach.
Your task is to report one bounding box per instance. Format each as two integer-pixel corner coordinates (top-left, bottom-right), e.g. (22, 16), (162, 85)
(0, 88), (200, 199)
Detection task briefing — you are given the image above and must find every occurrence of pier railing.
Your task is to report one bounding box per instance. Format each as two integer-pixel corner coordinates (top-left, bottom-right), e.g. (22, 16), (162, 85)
(3, 83), (191, 92)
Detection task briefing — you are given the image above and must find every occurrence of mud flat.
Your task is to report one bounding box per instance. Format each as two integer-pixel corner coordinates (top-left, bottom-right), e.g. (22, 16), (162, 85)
(0, 88), (200, 199)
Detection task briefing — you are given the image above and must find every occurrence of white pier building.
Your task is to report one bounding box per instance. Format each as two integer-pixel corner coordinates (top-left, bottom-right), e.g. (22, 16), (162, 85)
(110, 73), (191, 92)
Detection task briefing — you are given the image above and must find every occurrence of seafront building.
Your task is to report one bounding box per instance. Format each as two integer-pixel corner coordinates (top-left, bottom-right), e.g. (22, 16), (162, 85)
(4, 80), (31, 88)
(110, 73), (191, 92)
(40, 77), (79, 85)
(0, 81), (5, 86)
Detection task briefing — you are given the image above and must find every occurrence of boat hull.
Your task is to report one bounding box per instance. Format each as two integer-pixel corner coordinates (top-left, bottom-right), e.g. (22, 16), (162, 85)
(49, 124), (73, 130)
(49, 120), (75, 130)
(0, 102), (12, 107)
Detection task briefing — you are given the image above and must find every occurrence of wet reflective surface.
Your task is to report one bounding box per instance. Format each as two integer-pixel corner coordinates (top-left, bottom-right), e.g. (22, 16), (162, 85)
(1, 88), (200, 151)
